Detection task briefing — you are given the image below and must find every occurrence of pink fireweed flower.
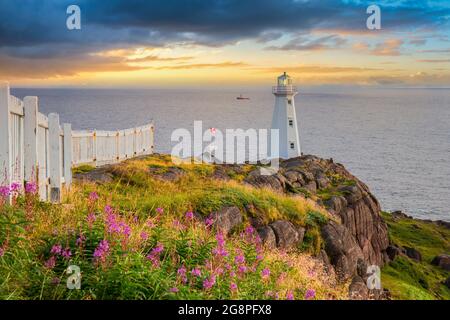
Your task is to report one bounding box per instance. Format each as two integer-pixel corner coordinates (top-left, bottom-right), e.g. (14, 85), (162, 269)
(203, 275), (216, 290)
(214, 267), (224, 275)
(212, 231), (228, 257)
(10, 182), (21, 193)
(230, 282), (238, 291)
(177, 266), (187, 277)
(216, 232), (225, 246)
(256, 254), (264, 261)
(205, 216), (214, 227)
(235, 254), (245, 264)
(261, 268), (270, 279)
(152, 243), (164, 254)
(0, 186), (10, 198)
(169, 287), (179, 293)
(156, 207), (164, 214)
(87, 212), (96, 226)
(191, 268), (201, 277)
(50, 244), (62, 255)
(119, 222), (131, 238)
(245, 225), (254, 235)
(76, 235), (86, 246)
(44, 256), (56, 269)
(61, 248), (72, 260)
(305, 289), (316, 300)
(146, 243), (164, 267)
(286, 291), (294, 300)
(0, 247), (4, 257)
(88, 191), (99, 202)
(238, 265), (247, 274)
(146, 219), (155, 228)
(185, 211), (194, 220)
(93, 239), (110, 262)
(104, 205), (114, 215)
(177, 266), (188, 283)
(24, 181), (37, 195)
(140, 231), (149, 241)
(212, 247), (228, 257)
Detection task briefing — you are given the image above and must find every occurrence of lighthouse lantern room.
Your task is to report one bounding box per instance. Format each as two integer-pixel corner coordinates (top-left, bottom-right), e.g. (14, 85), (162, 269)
(271, 72), (301, 159)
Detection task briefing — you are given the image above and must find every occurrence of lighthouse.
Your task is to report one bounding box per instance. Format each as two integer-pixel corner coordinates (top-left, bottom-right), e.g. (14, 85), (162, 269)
(271, 72), (301, 159)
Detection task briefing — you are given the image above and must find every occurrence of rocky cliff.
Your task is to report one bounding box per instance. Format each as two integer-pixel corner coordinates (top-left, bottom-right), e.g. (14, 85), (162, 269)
(243, 155), (390, 282)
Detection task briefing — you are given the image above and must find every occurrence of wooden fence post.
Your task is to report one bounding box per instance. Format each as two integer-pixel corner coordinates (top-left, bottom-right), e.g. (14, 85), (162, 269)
(23, 96), (39, 185)
(63, 123), (72, 190)
(48, 113), (62, 203)
(151, 124), (155, 154)
(93, 130), (97, 166)
(0, 82), (11, 199)
(133, 127), (137, 155)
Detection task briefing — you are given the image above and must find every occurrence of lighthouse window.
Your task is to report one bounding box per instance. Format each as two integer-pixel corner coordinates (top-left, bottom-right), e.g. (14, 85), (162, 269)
(287, 99), (292, 105)
(288, 119), (293, 126)
(290, 142), (295, 149)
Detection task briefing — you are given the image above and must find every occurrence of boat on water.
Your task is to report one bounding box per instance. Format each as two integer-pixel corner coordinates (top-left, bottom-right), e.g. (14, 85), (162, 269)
(236, 94), (250, 100)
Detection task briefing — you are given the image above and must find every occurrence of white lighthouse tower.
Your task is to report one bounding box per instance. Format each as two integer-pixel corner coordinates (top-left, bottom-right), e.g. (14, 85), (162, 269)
(271, 72), (301, 159)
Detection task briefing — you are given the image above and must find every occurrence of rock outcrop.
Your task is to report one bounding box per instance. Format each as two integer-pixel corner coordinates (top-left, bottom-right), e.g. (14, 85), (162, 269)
(73, 167), (114, 184)
(404, 247), (422, 262)
(269, 220), (305, 249)
(321, 221), (364, 280)
(210, 206), (243, 235)
(244, 155), (390, 280)
(431, 254), (450, 271)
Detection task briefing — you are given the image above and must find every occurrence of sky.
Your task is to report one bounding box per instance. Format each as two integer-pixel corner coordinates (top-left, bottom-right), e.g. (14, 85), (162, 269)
(0, 0), (450, 87)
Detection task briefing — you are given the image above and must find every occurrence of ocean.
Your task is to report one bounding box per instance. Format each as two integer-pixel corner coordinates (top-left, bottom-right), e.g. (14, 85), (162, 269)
(11, 87), (450, 221)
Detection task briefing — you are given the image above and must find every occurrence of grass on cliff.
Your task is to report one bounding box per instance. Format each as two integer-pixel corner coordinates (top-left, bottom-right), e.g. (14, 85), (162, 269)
(381, 212), (450, 300)
(73, 154), (331, 254)
(0, 155), (345, 300)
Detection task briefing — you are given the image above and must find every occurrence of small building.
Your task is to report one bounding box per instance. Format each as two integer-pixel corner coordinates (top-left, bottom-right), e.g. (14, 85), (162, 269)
(271, 72), (301, 159)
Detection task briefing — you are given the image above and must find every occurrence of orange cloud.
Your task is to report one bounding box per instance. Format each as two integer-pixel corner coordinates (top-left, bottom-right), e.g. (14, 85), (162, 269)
(371, 39), (403, 56)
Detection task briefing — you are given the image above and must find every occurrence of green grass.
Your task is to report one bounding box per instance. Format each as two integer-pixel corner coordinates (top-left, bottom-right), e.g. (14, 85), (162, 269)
(0, 155), (345, 300)
(72, 164), (95, 175)
(381, 212), (450, 300)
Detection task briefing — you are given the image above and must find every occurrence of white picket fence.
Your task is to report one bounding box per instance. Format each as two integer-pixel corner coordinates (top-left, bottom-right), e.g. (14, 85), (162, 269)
(0, 82), (154, 203)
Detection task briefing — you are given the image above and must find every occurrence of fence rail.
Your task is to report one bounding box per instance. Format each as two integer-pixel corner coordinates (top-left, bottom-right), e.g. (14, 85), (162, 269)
(0, 82), (154, 203)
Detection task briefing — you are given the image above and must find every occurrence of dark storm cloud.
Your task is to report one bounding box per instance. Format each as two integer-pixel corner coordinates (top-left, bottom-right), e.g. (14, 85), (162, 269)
(1, 0), (449, 52)
(0, 0), (449, 79)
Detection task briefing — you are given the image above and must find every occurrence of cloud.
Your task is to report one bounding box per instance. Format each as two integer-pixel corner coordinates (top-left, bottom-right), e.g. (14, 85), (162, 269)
(253, 65), (381, 74)
(409, 39), (427, 46)
(0, 0), (449, 83)
(126, 55), (194, 63)
(150, 61), (247, 70)
(265, 34), (347, 51)
(0, 53), (149, 79)
(418, 48), (450, 53)
(1, 0), (448, 54)
(416, 59), (450, 63)
(371, 39), (403, 56)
